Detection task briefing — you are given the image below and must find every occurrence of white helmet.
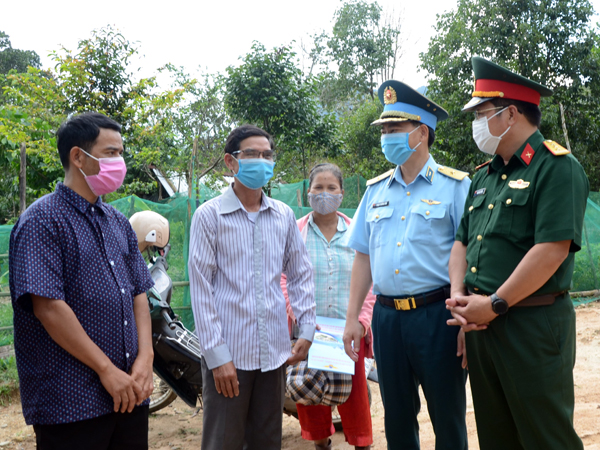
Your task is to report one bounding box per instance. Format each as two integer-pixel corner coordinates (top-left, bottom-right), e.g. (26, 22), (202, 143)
(129, 210), (170, 253)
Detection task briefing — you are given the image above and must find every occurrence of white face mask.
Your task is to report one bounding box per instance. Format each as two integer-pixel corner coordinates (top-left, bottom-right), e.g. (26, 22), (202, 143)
(472, 107), (511, 155)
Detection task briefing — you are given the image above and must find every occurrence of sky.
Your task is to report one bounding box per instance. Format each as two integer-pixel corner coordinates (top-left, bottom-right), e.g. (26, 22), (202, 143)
(2, 0), (600, 90)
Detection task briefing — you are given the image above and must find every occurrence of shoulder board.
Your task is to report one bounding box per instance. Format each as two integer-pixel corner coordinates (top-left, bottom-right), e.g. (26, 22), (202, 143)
(437, 166), (469, 181)
(475, 159), (492, 171)
(367, 169), (394, 186)
(543, 140), (570, 156)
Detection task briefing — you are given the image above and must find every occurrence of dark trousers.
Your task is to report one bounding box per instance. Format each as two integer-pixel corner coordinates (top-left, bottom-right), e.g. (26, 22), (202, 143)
(33, 405), (148, 450)
(466, 294), (583, 450)
(372, 299), (468, 450)
(201, 359), (286, 450)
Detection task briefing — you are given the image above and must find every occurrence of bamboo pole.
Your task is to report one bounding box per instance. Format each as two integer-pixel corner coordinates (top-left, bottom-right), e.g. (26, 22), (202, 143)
(570, 289), (600, 298)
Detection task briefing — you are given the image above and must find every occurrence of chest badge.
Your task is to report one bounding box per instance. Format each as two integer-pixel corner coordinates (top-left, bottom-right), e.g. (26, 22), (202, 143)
(421, 199), (441, 205)
(508, 179), (530, 189)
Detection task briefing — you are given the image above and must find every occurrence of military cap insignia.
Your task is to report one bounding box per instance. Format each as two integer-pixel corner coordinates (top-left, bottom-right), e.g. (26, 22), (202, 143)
(384, 86), (397, 105)
(508, 179), (530, 189)
(438, 166), (469, 181)
(421, 199), (441, 205)
(367, 169), (395, 186)
(543, 140), (570, 156)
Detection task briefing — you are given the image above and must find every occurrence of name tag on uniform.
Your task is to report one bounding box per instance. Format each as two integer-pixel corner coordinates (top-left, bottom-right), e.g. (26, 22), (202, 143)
(473, 188), (486, 197)
(372, 201), (389, 208)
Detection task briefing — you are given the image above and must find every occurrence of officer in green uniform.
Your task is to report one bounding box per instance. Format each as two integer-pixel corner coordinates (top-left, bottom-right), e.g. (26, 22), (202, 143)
(343, 81), (470, 450)
(446, 57), (588, 450)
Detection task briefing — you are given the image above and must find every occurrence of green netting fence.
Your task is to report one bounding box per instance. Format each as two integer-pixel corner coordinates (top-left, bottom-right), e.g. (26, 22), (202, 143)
(1, 180), (599, 347)
(0, 176), (368, 345)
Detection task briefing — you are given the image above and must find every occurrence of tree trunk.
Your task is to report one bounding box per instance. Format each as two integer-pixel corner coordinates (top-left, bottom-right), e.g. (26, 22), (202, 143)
(188, 139), (198, 219)
(193, 138), (200, 203)
(19, 142), (26, 215)
(559, 103), (572, 152)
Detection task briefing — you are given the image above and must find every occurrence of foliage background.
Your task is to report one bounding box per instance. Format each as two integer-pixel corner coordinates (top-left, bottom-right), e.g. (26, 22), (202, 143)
(2, 0), (600, 392)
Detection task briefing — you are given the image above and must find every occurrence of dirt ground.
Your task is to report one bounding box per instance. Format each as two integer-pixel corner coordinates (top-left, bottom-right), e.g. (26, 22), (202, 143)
(1, 301), (599, 450)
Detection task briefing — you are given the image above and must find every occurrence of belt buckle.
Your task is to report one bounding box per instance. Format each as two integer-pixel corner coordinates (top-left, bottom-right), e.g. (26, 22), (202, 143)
(394, 297), (415, 311)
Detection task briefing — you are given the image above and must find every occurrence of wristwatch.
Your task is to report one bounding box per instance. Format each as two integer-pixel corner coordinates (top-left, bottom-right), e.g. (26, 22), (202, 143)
(490, 293), (509, 315)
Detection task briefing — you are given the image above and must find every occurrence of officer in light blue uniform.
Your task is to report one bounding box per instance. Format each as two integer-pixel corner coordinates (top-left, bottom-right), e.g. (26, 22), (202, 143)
(342, 81), (471, 450)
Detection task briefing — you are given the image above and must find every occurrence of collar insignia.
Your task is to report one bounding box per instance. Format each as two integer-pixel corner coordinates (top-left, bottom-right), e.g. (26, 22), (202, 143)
(425, 166), (435, 183)
(521, 143), (535, 166)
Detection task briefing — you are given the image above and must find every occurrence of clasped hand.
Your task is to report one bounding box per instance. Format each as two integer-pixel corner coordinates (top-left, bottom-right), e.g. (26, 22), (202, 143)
(445, 294), (497, 332)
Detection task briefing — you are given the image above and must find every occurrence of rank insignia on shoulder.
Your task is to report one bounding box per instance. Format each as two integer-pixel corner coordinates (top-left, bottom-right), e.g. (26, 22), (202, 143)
(421, 199), (441, 205)
(372, 201), (389, 208)
(508, 179), (530, 189)
(438, 166), (469, 180)
(476, 160), (492, 171)
(543, 140), (570, 156)
(473, 188), (486, 197)
(367, 169), (395, 186)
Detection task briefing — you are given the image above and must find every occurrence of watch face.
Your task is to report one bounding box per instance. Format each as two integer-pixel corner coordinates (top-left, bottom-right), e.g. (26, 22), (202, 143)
(492, 297), (509, 315)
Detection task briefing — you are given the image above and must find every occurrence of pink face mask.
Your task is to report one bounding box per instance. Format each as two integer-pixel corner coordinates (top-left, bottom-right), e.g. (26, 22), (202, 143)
(79, 149), (127, 196)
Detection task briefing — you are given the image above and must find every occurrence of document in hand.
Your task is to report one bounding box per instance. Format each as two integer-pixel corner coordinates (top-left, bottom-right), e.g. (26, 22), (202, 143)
(307, 316), (355, 375)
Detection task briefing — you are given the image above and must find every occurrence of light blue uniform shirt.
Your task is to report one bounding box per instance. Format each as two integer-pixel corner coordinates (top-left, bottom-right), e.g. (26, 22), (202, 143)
(347, 155), (471, 295)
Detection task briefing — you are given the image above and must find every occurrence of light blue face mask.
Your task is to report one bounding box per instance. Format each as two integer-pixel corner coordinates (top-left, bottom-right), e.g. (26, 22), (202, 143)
(381, 127), (422, 166)
(234, 158), (275, 190)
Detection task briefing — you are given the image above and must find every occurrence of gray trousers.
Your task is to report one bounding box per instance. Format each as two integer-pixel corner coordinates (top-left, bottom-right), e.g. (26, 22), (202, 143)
(201, 359), (286, 450)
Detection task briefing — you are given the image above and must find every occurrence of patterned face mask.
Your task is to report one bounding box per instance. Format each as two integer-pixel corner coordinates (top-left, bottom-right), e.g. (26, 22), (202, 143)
(308, 192), (343, 215)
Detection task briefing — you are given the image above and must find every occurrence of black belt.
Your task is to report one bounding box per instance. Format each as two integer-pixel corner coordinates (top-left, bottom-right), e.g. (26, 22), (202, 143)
(377, 286), (450, 311)
(468, 289), (567, 307)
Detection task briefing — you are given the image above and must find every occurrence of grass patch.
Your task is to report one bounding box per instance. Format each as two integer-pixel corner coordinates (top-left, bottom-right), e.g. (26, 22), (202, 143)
(0, 302), (14, 347)
(0, 355), (19, 405)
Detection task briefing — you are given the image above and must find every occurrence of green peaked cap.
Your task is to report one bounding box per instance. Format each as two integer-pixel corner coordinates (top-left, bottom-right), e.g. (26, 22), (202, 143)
(463, 57), (553, 111)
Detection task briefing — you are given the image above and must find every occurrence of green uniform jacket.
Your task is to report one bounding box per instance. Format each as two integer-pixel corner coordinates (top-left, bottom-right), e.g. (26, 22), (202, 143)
(455, 130), (589, 295)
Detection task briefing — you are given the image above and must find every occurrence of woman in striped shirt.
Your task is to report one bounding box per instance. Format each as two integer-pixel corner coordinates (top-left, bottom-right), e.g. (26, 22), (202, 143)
(283, 163), (375, 450)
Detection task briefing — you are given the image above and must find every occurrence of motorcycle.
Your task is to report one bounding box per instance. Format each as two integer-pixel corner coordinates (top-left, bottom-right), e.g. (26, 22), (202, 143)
(129, 211), (203, 413)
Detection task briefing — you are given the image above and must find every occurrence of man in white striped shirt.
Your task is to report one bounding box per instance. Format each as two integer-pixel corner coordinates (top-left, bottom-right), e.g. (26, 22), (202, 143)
(189, 125), (316, 450)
